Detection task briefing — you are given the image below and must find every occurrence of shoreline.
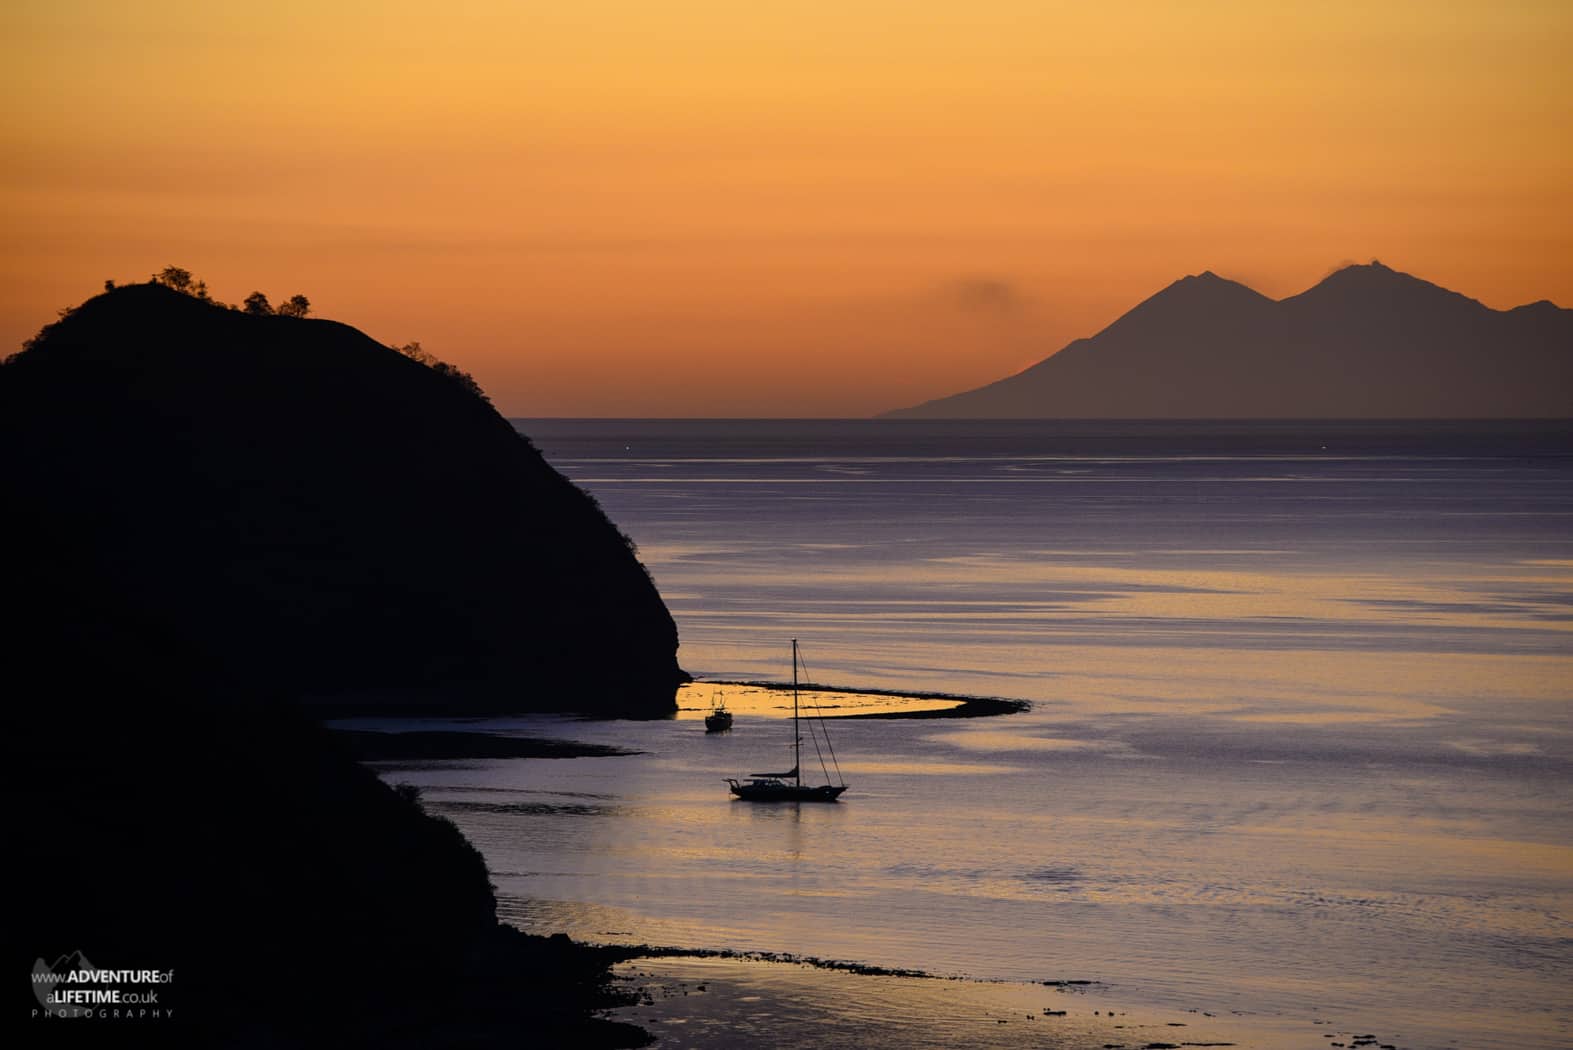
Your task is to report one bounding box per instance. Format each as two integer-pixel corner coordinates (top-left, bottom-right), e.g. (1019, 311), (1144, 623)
(334, 728), (642, 761)
(602, 953), (1397, 1050)
(591, 942), (944, 979)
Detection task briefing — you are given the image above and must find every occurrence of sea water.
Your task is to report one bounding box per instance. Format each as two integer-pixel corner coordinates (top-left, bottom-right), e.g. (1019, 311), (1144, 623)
(375, 420), (1573, 1048)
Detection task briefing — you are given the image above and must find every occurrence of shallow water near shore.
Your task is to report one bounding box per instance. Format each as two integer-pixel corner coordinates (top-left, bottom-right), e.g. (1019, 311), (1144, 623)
(377, 420), (1573, 1049)
(603, 954), (1369, 1050)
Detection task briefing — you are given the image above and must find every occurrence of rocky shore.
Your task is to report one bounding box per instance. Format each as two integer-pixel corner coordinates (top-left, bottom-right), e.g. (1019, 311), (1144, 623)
(605, 954), (1415, 1050)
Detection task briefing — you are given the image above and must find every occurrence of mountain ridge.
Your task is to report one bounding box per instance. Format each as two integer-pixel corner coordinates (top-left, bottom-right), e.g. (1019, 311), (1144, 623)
(885, 263), (1572, 419)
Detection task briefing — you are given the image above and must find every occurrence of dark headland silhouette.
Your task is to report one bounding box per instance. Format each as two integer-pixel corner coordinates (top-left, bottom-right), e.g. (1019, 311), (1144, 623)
(886, 262), (1572, 418)
(8, 278), (679, 1046)
(3, 280), (685, 717)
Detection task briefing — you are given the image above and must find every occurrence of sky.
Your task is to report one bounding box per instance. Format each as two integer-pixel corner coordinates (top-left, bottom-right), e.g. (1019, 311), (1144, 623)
(3, 1), (1569, 417)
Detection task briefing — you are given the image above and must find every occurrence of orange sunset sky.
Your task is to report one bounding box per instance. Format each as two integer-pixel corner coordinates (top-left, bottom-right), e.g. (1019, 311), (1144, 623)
(3, 1), (1569, 417)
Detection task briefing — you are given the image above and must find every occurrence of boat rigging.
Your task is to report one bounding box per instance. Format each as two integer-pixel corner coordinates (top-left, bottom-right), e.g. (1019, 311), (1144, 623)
(725, 640), (848, 802)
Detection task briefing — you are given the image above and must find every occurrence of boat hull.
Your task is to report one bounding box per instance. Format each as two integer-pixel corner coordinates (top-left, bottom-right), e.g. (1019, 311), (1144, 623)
(727, 781), (847, 802)
(704, 712), (733, 732)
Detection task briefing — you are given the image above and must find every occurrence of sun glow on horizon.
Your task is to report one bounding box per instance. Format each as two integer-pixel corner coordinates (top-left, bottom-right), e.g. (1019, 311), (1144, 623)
(3, 1), (1569, 415)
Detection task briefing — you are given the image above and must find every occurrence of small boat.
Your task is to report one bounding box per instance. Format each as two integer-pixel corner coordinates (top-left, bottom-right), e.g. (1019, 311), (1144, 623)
(704, 691), (733, 732)
(726, 640), (848, 802)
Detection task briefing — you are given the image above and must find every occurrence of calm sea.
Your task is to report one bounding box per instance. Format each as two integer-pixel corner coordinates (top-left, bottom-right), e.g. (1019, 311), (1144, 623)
(371, 420), (1573, 1048)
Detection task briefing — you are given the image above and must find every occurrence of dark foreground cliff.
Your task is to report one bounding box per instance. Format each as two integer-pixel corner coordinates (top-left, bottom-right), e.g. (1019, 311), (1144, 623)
(1, 282), (683, 716)
(7, 283), (674, 1045)
(13, 642), (648, 1047)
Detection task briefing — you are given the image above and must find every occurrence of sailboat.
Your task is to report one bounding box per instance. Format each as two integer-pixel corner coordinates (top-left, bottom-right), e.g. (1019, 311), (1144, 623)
(726, 640), (848, 802)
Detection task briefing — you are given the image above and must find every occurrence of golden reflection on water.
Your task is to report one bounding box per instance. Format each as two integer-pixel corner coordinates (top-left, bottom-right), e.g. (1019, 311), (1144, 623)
(835, 759), (1026, 776)
(931, 730), (1137, 754)
(662, 553), (1573, 635)
(1024, 647), (1561, 723)
(659, 546), (1572, 713)
(676, 682), (960, 719)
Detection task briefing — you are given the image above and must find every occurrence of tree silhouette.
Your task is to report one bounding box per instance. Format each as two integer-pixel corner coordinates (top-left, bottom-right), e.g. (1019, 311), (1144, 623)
(396, 340), (437, 366)
(143, 268), (308, 316)
(393, 340), (490, 403)
(153, 266), (193, 293)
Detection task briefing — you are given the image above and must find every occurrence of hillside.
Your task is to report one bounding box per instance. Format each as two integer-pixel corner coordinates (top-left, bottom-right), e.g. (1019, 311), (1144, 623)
(7, 282), (668, 1045)
(16, 683), (649, 1047)
(1, 282), (684, 715)
(885, 263), (1573, 418)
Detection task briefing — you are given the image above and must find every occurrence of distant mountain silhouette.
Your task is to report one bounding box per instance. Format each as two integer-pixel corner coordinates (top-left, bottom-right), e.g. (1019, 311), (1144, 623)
(885, 263), (1573, 418)
(2, 283), (684, 715)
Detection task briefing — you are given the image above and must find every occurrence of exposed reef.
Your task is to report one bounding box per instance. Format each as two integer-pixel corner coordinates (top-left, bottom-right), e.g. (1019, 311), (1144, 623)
(703, 679), (1032, 719)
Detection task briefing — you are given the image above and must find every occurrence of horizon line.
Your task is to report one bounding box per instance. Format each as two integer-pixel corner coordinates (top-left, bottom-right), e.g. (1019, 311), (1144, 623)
(508, 415), (1573, 423)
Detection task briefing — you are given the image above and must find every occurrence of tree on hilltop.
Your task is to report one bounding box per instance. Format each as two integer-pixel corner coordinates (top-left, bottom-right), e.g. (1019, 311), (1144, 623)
(144, 268), (306, 315)
(153, 266), (194, 294)
(151, 266), (211, 301)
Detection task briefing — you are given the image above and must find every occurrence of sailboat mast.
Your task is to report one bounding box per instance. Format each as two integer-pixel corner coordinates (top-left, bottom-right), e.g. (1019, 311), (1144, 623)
(792, 638), (801, 787)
